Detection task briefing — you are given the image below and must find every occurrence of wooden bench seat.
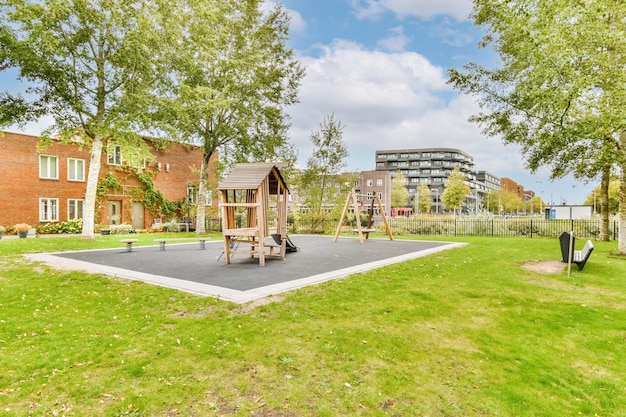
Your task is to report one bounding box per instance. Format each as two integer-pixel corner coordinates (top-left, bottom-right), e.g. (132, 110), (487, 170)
(153, 237), (209, 251)
(120, 239), (139, 252)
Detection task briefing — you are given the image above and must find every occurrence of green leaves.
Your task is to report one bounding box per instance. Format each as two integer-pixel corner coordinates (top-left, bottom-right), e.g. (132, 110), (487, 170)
(450, 0), (626, 180)
(442, 167), (470, 214)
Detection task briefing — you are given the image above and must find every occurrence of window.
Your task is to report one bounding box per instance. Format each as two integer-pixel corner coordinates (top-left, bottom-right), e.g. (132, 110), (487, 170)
(68, 158), (85, 181)
(40, 198), (59, 222)
(377, 154), (387, 159)
(376, 162), (385, 168)
(376, 179), (383, 186)
(39, 155), (58, 179)
(68, 199), (84, 220)
(400, 153), (408, 158)
(108, 145), (122, 166)
(366, 179), (373, 186)
(187, 186), (197, 204)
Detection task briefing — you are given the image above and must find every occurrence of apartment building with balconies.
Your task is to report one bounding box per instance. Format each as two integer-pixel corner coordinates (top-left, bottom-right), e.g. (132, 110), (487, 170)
(375, 148), (477, 213)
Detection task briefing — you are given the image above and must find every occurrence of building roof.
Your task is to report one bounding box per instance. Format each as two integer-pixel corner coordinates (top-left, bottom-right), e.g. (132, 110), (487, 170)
(217, 162), (289, 193)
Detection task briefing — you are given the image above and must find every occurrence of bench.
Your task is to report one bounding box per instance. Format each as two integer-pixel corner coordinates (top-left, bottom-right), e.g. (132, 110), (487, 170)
(352, 227), (376, 239)
(559, 231), (594, 271)
(120, 239), (139, 252)
(153, 237), (209, 251)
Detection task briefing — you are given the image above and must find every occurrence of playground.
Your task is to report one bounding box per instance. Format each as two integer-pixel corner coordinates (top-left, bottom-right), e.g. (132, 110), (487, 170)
(29, 235), (462, 304)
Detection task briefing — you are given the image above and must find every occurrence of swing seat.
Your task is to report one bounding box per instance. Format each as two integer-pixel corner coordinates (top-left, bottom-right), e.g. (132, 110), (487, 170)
(352, 228), (376, 233)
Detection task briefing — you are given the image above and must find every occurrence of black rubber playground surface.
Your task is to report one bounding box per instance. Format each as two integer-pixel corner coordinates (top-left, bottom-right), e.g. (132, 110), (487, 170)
(29, 235), (464, 304)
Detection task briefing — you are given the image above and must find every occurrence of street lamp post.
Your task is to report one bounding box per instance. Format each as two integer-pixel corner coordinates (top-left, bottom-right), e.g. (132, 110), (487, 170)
(186, 181), (192, 232)
(536, 180), (543, 216)
(432, 188), (439, 214)
(593, 188), (597, 215)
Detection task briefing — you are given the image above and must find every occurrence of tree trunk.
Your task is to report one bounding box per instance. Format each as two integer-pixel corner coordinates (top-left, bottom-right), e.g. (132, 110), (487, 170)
(195, 152), (212, 234)
(619, 169), (626, 254)
(599, 165), (610, 241)
(82, 136), (104, 239)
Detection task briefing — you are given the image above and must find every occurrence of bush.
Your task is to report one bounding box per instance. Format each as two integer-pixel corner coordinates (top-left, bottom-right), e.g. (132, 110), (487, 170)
(163, 219), (181, 232)
(37, 220), (83, 235)
(110, 224), (135, 235)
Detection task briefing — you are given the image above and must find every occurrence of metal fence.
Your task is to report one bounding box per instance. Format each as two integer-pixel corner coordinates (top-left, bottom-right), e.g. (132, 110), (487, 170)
(288, 217), (619, 240)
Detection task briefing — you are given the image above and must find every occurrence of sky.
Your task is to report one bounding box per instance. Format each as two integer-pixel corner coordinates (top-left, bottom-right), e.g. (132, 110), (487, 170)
(274, 0), (597, 206)
(0, 0), (596, 205)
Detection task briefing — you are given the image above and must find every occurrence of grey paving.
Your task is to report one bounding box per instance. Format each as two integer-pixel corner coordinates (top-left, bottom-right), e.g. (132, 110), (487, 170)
(28, 235), (464, 304)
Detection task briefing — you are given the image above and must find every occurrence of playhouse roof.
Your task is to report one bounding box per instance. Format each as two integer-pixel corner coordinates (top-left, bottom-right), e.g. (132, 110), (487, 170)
(217, 162), (289, 193)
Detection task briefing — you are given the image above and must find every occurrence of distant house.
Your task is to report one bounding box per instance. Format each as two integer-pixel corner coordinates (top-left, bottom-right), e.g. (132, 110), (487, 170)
(0, 131), (217, 229)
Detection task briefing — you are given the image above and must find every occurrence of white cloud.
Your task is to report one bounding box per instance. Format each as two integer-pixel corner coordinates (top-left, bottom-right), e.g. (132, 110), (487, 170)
(285, 40), (596, 201)
(290, 40), (505, 171)
(377, 26), (410, 52)
(352, 0), (472, 21)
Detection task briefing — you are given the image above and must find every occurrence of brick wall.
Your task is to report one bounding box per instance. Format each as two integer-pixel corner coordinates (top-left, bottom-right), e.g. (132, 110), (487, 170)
(0, 131), (216, 229)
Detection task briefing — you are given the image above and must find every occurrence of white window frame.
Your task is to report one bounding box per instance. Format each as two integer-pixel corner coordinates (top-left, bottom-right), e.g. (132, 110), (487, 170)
(68, 199), (84, 220)
(108, 145), (123, 166)
(376, 179), (383, 186)
(366, 179), (373, 186)
(67, 158), (85, 182)
(40, 198), (59, 222)
(187, 186), (197, 205)
(39, 155), (58, 179)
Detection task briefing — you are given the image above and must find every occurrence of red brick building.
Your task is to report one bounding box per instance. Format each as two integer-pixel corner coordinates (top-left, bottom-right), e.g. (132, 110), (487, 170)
(501, 177), (525, 198)
(0, 131), (216, 229)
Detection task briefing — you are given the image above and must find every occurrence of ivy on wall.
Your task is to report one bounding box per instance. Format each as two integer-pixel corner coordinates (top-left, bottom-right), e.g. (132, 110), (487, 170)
(135, 171), (176, 220)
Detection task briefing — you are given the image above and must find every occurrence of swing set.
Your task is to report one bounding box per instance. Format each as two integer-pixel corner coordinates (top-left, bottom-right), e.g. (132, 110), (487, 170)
(333, 188), (393, 243)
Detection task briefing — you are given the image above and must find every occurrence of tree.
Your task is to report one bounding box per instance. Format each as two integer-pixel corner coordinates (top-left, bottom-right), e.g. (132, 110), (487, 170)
(416, 183), (432, 214)
(0, 0), (176, 238)
(442, 167), (470, 216)
(391, 173), (409, 208)
(449, 0), (626, 252)
(528, 196), (545, 215)
(584, 178), (620, 216)
(297, 114), (349, 229)
(145, 0), (304, 233)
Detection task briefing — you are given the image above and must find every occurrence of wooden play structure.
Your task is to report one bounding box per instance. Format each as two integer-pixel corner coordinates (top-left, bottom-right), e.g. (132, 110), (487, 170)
(218, 163), (290, 266)
(333, 188), (393, 243)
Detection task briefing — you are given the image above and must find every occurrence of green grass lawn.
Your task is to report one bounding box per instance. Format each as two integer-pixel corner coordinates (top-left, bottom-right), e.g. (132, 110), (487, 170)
(0, 234), (624, 416)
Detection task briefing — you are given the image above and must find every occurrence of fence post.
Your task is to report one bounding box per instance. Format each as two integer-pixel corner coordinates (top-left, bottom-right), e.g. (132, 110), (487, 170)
(530, 219), (533, 238)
